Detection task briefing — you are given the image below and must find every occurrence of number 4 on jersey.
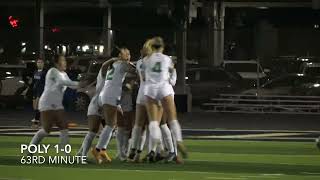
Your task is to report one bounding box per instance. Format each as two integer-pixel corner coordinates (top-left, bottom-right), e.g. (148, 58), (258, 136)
(152, 62), (162, 73)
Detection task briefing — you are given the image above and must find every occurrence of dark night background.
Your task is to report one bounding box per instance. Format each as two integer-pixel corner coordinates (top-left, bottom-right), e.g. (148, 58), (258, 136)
(1, 1), (320, 65)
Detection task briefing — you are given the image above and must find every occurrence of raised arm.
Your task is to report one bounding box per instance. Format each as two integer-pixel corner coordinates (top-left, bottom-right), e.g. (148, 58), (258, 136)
(101, 58), (118, 77)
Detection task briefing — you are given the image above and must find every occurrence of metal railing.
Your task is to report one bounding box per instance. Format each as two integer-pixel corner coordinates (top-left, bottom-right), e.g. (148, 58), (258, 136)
(201, 94), (320, 114)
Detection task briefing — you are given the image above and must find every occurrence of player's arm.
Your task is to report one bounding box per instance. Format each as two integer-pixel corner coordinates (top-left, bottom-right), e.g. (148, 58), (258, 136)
(169, 68), (177, 86)
(52, 69), (79, 88)
(101, 58), (118, 77)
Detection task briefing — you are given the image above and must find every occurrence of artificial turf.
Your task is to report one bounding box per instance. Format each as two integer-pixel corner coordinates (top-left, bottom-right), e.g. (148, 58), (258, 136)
(0, 136), (320, 180)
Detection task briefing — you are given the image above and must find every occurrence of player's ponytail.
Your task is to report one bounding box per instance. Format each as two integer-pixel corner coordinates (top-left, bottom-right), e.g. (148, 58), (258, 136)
(142, 39), (153, 57)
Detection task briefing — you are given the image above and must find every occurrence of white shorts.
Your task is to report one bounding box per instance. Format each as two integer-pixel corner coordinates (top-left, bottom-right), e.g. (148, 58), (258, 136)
(87, 96), (102, 117)
(144, 83), (174, 101)
(99, 86), (122, 107)
(38, 93), (64, 112)
(121, 93), (133, 112)
(136, 86), (146, 105)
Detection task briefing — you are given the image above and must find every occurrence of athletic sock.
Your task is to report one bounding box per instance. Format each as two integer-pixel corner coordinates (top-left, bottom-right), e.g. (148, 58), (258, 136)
(60, 129), (69, 151)
(169, 120), (183, 142)
(157, 136), (164, 154)
(139, 129), (147, 151)
(96, 125), (114, 150)
(122, 130), (130, 155)
(131, 126), (142, 150)
(116, 127), (125, 157)
(81, 131), (96, 156)
(160, 124), (175, 153)
(30, 129), (48, 149)
(148, 121), (161, 152)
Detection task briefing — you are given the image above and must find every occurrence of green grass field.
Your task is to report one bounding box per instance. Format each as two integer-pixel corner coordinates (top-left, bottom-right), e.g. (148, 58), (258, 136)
(0, 136), (320, 180)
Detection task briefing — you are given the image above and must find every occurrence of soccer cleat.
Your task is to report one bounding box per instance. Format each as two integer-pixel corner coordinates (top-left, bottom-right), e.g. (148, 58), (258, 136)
(155, 152), (165, 162)
(175, 155), (184, 164)
(177, 142), (188, 159)
(146, 151), (156, 163)
(127, 149), (136, 162)
(164, 152), (176, 163)
(100, 150), (112, 163)
(91, 148), (102, 164)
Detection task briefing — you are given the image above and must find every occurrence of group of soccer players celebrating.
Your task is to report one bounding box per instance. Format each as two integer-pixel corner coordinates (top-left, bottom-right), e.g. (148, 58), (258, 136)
(27, 36), (188, 164)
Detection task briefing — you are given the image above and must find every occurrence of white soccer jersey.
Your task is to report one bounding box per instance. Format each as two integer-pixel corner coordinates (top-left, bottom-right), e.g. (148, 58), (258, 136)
(38, 67), (78, 111)
(143, 53), (175, 100)
(104, 61), (129, 88)
(99, 60), (129, 106)
(144, 52), (172, 85)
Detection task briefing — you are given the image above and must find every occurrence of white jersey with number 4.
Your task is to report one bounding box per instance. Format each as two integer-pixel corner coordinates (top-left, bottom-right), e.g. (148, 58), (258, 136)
(144, 52), (172, 85)
(143, 53), (174, 100)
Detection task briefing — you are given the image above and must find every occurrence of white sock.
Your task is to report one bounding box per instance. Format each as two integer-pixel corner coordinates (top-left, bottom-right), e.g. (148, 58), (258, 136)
(81, 131), (96, 156)
(127, 138), (133, 156)
(60, 129), (69, 150)
(169, 120), (183, 142)
(161, 124), (175, 153)
(116, 127), (125, 157)
(131, 126), (142, 150)
(148, 121), (161, 152)
(96, 126), (114, 150)
(139, 129), (147, 151)
(30, 129), (48, 149)
(157, 136), (164, 154)
(122, 130), (130, 155)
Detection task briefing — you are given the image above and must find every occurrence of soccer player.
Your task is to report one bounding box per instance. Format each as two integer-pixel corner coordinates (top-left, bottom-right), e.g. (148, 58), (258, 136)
(77, 58), (117, 159)
(91, 48), (135, 164)
(28, 55), (79, 154)
(143, 37), (187, 162)
(127, 42), (153, 162)
(116, 76), (135, 161)
(31, 58), (47, 128)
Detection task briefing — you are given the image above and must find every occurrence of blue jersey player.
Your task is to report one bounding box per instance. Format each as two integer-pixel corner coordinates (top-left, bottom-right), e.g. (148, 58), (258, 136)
(31, 58), (47, 127)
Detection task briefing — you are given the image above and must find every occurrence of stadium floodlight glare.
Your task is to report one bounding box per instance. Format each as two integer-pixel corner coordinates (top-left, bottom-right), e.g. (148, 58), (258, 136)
(313, 83), (320, 88)
(82, 45), (89, 52)
(99, 45), (104, 53)
(257, 6), (268, 9)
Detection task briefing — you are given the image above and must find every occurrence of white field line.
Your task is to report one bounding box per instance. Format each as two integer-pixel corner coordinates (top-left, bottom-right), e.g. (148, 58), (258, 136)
(187, 132), (310, 139)
(1, 126), (320, 133)
(205, 177), (247, 180)
(0, 164), (229, 175)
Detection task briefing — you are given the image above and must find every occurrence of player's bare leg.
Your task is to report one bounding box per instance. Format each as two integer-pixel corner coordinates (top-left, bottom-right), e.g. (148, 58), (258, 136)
(161, 95), (188, 159)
